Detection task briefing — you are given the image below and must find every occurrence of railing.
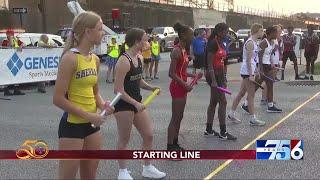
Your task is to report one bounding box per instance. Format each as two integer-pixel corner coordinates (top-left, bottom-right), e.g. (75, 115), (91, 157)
(136, 0), (296, 20)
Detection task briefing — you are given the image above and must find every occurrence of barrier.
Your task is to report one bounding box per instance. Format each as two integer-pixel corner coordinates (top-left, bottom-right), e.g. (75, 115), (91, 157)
(0, 47), (63, 85)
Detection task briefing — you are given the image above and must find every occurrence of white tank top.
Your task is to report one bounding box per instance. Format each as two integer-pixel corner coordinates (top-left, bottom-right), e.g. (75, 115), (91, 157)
(262, 39), (273, 65)
(271, 39), (282, 64)
(240, 37), (259, 75)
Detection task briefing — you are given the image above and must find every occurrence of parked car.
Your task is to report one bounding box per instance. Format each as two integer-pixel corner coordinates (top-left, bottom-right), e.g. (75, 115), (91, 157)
(151, 26), (178, 52)
(56, 27), (72, 42)
(0, 33), (64, 47)
(313, 30), (320, 38)
(237, 29), (251, 40)
(194, 27), (243, 62)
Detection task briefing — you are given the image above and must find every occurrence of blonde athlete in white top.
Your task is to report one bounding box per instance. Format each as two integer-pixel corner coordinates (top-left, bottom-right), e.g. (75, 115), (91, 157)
(227, 23), (266, 126)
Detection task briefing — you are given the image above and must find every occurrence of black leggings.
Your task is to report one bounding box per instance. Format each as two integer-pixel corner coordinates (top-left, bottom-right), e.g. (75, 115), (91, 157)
(206, 73), (227, 133)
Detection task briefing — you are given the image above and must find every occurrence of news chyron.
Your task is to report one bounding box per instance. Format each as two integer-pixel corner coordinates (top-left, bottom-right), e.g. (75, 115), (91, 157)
(256, 140), (303, 160)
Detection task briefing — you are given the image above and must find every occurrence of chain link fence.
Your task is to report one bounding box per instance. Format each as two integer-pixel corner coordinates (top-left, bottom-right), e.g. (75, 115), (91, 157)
(136, 0), (296, 20)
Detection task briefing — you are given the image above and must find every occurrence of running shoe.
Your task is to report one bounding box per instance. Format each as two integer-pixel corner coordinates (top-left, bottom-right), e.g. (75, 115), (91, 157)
(142, 165), (166, 179)
(227, 114), (241, 123)
(267, 105), (282, 113)
(249, 119), (266, 126)
(241, 104), (250, 114)
(204, 129), (220, 137)
(219, 132), (237, 141)
(118, 169), (133, 180)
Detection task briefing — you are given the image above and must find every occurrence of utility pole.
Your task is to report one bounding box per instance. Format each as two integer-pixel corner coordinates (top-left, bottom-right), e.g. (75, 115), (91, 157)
(38, 0), (47, 33)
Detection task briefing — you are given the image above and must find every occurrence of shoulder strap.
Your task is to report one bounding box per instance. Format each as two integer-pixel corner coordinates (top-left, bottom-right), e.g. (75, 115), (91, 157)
(122, 52), (133, 62)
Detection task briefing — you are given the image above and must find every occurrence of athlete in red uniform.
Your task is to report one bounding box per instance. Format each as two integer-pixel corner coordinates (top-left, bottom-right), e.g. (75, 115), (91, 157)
(205, 23), (237, 140)
(169, 44), (189, 98)
(167, 22), (195, 150)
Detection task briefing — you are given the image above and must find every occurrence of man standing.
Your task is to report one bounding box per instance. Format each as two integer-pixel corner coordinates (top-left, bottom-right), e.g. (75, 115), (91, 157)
(192, 30), (207, 74)
(281, 26), (302, 80)
(304, 25), (319, 80)
(150, 35), (161, 80)
(105, 37), (119, 83)
(1, 29), (25, 96)
(37, 34), (57, 93)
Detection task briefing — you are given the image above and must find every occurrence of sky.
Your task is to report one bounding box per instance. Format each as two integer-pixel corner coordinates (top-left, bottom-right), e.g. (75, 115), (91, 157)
(234, 0), (320, 14)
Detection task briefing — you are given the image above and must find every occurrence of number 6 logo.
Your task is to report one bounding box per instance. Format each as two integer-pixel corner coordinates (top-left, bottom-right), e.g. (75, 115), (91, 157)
(291, 140), (303, 160)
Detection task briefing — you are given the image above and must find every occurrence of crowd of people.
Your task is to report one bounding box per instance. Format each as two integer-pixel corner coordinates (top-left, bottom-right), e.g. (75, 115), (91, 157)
(1, 29), (58, 95)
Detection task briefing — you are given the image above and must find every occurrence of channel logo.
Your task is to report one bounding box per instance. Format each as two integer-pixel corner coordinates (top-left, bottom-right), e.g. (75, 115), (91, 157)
(256, 140), (303, 160)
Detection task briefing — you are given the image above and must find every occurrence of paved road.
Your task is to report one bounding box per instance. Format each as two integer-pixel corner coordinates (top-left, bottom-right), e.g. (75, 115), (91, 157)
(1, 52), (320, 179)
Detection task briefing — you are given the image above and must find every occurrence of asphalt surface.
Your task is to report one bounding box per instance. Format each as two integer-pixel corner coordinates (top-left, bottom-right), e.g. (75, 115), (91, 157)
(1, 52), (320, 179)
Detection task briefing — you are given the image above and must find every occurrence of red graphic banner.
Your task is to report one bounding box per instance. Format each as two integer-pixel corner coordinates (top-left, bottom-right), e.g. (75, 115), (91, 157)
(0, 150), (256, 160)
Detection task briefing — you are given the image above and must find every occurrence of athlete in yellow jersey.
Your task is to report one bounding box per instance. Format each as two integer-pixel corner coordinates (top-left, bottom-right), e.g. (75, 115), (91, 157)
(149, 36), (161, 80)
(67, 50), (99, 124)
(141, 38), (152, 79)
(53, 11), (114, 179)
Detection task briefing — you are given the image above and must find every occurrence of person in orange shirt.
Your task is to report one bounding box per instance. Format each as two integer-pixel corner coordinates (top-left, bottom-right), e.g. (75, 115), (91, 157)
(141, 38), (152, 80)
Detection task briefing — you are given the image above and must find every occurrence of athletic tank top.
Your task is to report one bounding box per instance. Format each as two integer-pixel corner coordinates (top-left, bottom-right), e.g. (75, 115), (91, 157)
(212, 38), (227, 71)
(271, 39), (281, 64)
(240, 38), (259, 75)
(305, 33), (319, 54)
(121, 52), (143, 100)
(142, 42), (152, 59)
(67, 48), (98, 124)
(283, 34), (296, 52)
(262, 38), (273, 65)
(172, 44), (189, 83)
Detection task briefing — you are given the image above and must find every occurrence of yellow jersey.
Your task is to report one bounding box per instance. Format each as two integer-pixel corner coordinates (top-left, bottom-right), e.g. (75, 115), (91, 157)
(67, 50), (98, 124)
(142, 42), (151, 59)
(108, 43), (119, 58)
(151, 41), (160, 56)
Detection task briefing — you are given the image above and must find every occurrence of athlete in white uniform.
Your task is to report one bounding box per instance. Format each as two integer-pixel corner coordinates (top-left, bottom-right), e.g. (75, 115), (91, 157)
(257, 26), (282, 113)
(261, 25), (283, 104)
(227, 23), (266, 126)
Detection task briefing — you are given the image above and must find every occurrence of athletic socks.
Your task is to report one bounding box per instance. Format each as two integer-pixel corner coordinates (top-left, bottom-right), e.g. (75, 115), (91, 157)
(220, 124), (226, 135)
(206, 123), (213, 132)
(173, 138), (178, 145)
(268, 102), (274, 108)
(229, 110), (235, 118)
(244, 100), (248, 106)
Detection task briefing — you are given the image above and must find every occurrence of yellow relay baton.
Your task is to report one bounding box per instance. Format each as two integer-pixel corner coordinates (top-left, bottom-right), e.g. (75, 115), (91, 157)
(143, 89), (160, 106)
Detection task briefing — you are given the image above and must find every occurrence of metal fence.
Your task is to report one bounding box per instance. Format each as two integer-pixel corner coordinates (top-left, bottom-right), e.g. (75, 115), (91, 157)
(136, 0), (296, 20)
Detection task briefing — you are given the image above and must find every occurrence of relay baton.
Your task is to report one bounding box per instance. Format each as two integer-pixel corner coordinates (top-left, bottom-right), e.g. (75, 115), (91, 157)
(100, 92), (122, 116)
(250, 80), (264, 89)
(262, 74), (279, 82)
(91, 92), (122, 128)
(143, 88), (160, 106)
(190, 72), (203, 87)
(275, 67), (284, 71)
(217, 87), (232, 95)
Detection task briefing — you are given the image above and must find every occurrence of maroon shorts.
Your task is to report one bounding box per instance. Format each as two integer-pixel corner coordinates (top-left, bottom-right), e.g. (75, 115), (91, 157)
(170, 81), (188, 98)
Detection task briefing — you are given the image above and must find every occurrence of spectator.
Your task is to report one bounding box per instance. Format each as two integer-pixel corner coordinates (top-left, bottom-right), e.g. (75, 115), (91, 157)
(37, 34), (57, 93)
(192, 29), (207, 74)
(1, 29), (25, 96)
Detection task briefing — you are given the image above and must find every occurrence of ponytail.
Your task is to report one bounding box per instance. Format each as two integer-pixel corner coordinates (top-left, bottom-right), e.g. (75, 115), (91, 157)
(62, 32), (76, 56)
(61, 11), (101, 56)
(120, 42), (126, 55)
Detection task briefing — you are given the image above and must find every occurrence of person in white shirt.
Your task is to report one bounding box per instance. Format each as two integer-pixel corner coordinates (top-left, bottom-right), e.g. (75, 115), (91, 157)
(37, 34), (57, 93)
(227, 23), (266, 126)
